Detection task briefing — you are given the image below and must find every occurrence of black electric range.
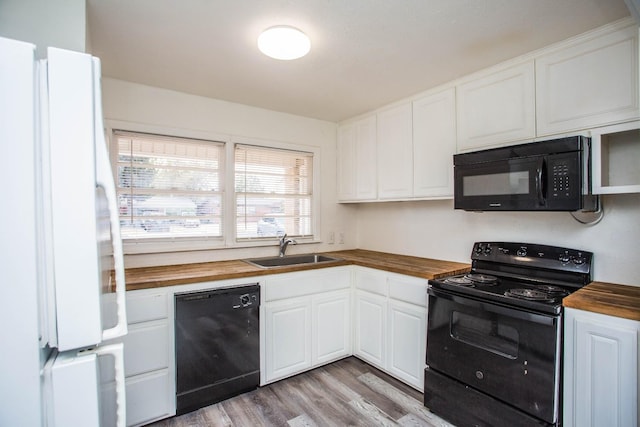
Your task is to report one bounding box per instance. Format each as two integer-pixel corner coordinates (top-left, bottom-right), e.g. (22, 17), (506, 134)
(425, 241), (593, 427)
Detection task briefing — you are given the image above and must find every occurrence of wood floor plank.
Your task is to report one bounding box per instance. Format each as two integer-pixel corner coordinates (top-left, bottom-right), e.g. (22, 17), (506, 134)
(321, 360), (408, 420)
(147, 357), (454, 427)
(358, 373), (454, 427)
(286, 413), (318, 427)
(199, 404), (233, 427)
(349, 397), (397, 427)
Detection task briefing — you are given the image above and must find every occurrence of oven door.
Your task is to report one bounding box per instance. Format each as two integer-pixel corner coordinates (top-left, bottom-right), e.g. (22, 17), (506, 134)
(426, 288), (561, 424)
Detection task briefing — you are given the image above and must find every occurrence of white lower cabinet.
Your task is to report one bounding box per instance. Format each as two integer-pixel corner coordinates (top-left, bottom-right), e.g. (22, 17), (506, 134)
(353, 267), (428, 391)
(387, 299), (426, 389)
(354, 290), (387, 369)
(262, 267), (352, 384)
(121, 289), (174, 427)
(563, 308), (639, 427)
(313, 290), (351, 365)
(265, 297), (312, 381)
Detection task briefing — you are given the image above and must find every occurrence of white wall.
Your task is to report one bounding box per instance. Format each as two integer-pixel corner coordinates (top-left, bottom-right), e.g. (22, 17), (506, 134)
(101, 78), (358, 267)
(356, 194), (640, 286)
(0, 0), (86, 57)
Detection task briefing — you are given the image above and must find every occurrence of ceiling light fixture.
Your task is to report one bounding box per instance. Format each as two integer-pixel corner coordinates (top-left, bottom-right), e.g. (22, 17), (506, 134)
(258, 26), (310, 60)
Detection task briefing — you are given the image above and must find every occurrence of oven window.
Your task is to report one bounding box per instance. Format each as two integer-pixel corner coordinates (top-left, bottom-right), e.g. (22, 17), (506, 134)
(450, 311), (519, 359)
(463, 171), (529, 196)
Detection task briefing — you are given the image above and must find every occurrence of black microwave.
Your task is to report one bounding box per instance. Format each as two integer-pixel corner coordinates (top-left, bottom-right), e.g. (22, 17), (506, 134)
(454, 136), (593, 211)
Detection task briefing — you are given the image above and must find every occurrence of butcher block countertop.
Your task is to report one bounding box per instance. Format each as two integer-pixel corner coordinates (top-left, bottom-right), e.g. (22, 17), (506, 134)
(563, 281), (640, 321)
(124, 249), (471, 291)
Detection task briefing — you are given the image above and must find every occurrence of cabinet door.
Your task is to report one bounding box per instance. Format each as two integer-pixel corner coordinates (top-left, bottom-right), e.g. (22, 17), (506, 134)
(387, 299), (426, 391)
(564, 308), (638, 427)
(536, 24), (639, 136)
(413, 88), (456, 198)
(264, 297), (312, 382)
(377, 103), (413, 199)
(354, 291), (387, 369)
(337, 115), (377, 201)
(312, 290), (351, 365)
(457, 61), (535, 151)
(337, 122), (357, 201)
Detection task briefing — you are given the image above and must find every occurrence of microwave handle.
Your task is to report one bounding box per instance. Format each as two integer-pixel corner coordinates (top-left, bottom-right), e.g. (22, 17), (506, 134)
(536, 158), (545, 206)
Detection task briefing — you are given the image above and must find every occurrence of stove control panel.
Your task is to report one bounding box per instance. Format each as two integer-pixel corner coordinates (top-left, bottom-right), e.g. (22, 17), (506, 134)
(471, 242), (593, 275)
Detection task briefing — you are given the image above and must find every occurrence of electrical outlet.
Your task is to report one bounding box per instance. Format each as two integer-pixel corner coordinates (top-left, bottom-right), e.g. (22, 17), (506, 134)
(338, 232), (344, 244)
(328, 231), (335, 244)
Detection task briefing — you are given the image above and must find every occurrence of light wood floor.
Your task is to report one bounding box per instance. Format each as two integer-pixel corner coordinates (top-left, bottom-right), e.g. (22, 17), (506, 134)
(148, 357), (455, 427)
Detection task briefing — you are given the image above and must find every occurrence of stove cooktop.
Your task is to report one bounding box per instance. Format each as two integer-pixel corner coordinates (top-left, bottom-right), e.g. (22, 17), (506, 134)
(428, 242), (593, 315)
(430, 273), (572, 314)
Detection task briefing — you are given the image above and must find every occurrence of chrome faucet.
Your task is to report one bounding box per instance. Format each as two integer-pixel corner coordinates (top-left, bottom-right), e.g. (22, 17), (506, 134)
(278, 233), (296, 257)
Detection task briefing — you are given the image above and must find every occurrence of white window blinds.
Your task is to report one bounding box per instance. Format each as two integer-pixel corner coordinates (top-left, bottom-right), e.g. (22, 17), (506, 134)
(235, 144), (313, 240)
(114, 130), (224, 240)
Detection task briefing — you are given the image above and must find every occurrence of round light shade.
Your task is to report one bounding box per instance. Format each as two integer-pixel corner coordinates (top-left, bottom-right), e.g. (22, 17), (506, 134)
(258, 26), (310, 60)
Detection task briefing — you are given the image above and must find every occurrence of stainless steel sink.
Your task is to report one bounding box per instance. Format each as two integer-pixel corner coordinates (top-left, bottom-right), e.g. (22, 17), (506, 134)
(243, 254), (343, 268)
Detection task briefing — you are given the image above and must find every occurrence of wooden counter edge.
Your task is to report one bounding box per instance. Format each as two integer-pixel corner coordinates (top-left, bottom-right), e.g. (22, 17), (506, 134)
(563, 281), (640, 322)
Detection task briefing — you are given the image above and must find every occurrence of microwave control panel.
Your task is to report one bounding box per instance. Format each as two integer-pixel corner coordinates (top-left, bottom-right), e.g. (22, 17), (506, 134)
(547, 153), (581, 208)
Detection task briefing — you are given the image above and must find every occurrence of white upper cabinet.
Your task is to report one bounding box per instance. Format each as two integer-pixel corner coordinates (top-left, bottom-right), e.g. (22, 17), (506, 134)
(377, 103), (414, 199)
(456, 60), (535, 152)
(337, 114), (377, 201)
(536, 23), (639, 136)
(412, 88), (456, 198)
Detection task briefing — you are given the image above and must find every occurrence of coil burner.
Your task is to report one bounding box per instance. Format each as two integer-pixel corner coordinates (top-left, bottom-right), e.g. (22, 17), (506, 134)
(505, 288), (555, 301)
(464, 273), (498, 285)
(443, 276), (475, 286)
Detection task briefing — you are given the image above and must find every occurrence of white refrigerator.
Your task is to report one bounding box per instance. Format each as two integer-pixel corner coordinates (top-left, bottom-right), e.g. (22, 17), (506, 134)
(0, 37), (128, 426)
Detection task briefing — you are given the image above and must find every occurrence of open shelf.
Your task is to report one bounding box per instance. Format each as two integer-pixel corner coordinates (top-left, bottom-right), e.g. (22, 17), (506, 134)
(591, 121), (640, 194)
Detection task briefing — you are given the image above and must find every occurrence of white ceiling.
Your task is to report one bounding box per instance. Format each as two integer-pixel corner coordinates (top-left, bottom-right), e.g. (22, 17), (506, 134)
(87, 0), (631, 122)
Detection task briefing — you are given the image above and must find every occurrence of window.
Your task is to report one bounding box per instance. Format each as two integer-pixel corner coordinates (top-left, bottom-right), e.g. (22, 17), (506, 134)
(235, 144), (313, 240)
(114, 130), (224, 241)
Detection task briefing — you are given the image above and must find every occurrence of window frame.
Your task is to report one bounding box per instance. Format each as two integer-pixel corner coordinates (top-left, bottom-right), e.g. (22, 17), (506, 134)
(106, 121), (321, 254)
(232, 141), (319, 244)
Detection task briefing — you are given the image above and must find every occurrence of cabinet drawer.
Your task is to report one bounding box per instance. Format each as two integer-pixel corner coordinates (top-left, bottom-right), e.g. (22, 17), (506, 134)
(265, 267), (351, 301)
(354, 267), (388, 296)
(126, 291), (168, 324)
(388, 274), (428, 307)
(126, 369), (172, 427)
(122, 321), (169, 377)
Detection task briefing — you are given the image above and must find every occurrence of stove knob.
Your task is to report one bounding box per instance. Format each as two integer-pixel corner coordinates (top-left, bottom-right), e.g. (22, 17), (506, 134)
(559, 252), (571, 264)
(573, 256), (586, 265)
(475, 245), (483, 255)
(484, 245), (492, 255)
(516, 247), (527, 257)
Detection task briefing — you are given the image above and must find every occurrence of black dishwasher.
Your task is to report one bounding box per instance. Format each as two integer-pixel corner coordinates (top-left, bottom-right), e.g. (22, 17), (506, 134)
(175, 284), (260, 415)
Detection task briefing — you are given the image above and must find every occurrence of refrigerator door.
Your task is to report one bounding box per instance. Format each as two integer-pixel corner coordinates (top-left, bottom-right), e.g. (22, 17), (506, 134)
(44, 47), (127, 351)
(45, 343), (126, 427)
(0, 36), (44, 427)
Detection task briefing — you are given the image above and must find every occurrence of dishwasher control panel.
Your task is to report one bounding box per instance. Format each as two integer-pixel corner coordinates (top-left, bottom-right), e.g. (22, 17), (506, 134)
(236, 292), (259, 308)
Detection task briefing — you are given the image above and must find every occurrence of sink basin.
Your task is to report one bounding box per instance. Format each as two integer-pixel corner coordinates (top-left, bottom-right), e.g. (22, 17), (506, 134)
(243, 254), (343, 268)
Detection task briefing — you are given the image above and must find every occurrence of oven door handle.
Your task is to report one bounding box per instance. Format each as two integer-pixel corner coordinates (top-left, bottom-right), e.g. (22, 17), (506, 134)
(428, 287), (557, 326)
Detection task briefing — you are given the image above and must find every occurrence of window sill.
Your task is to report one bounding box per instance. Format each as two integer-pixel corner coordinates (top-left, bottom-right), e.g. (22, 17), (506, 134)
(122, 237), (321, 255)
